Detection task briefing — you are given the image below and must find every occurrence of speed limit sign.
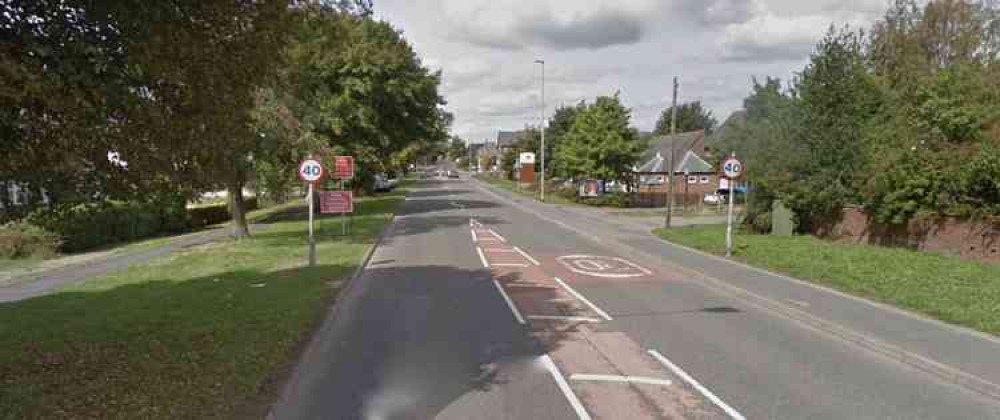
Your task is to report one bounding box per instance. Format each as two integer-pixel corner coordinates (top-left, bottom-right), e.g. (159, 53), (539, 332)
(723, 157), (743, 179)
(298, 159), (324, 183)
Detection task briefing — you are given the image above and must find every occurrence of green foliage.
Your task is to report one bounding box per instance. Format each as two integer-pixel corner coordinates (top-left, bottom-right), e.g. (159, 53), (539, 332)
(545, 103), (585, 177)
(654, 101), (718, 135)
(500, 148), (518, 177)
(581, 191), (632, 208)
(0, 222), (62, 259)
(554, 94), (645, 185)
(188, 198), (260, 230)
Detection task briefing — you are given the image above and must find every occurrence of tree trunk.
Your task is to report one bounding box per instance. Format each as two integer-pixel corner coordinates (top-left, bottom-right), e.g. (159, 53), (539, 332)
(229, 182), (251, 238)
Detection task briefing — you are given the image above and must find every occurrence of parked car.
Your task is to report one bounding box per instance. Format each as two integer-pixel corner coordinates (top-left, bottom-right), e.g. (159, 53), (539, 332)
(703, 192), (724, 205)
(373, 173), (394, 192)
(447, 170), (460, 178)
(705, 187), (747, 204)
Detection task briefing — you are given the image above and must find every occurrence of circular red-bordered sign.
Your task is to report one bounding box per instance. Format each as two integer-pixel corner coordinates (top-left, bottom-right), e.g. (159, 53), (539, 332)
(723, 157), (743, 179)
(298, 159), (324, 183)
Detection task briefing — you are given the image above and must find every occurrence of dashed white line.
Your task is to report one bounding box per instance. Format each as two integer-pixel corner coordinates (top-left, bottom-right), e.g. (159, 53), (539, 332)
(476, 246), (490, 268)
(540, 355), (592, 420)
(488, 229), (507, 242)
(492, 279), (525, 324)
(553, 277), (613, 321)
(647, 349), (745, 420)
(526, 315), (602, 323)
(514, 246), (541, 266)
(569, 374), (672, 387)
(471, 229), (478, 242)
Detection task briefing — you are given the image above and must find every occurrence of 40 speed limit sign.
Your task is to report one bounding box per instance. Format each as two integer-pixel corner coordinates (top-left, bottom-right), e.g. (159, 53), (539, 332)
(723, 157), (743, 179)
(298, 159), (324, 183)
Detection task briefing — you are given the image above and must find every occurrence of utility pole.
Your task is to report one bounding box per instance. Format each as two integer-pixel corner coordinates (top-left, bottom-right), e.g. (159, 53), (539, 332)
(535, 59), (546, 202)
(665, 76), (678, 229)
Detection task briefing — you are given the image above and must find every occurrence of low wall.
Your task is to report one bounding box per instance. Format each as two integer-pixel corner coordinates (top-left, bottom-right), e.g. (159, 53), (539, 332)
(832, 207), (1000, 262)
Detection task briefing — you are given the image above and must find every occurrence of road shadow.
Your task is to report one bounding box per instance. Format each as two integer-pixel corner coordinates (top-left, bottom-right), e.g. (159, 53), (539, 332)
(0, 263), (354, 419)
(272, 264), (577, 420)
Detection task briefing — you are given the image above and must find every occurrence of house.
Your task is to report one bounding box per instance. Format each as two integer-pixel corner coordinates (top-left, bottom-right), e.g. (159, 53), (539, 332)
(633, 130), (718, 207)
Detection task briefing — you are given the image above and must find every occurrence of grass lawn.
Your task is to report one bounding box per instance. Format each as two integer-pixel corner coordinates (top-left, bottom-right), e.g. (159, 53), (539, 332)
(474, 174), (583, 207)
(0, 187), (408, 419)
(655, 225), (1000, 336)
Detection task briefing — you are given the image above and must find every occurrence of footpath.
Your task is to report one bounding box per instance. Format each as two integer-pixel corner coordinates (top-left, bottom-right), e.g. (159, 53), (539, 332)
(474, 177), (1000, 402)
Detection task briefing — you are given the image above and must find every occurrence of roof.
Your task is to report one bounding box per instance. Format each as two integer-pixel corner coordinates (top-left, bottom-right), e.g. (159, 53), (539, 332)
(636, 150), (714, 174)
(641, 130), (706, 163)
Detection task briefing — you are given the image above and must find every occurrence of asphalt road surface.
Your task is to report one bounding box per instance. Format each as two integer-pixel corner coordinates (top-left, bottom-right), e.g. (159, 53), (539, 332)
(271, 172), (1000, 420)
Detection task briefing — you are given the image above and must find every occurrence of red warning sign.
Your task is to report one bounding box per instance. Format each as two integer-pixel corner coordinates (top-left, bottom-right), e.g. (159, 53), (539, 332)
(333, 156), (354, 179)
(320, 191), (353, 214)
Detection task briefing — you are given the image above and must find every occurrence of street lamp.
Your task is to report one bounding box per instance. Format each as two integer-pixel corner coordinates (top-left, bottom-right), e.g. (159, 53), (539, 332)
(535, 59), (546, 202)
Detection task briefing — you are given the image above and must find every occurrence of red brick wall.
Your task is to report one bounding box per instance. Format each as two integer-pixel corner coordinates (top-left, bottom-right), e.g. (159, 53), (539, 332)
(832, 207), (1000, 262)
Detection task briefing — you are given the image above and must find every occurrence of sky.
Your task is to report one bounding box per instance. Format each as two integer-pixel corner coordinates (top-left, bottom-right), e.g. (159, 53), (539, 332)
(373, 0), (889, 143)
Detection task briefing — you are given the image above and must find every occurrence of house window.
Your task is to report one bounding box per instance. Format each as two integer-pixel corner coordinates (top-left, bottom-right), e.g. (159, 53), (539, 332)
(700, 176), (710, 184)
(687, 176), (697, 184)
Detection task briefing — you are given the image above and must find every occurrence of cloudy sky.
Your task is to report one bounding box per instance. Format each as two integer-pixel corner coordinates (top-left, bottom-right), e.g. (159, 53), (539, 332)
(374, 0), (889, 142)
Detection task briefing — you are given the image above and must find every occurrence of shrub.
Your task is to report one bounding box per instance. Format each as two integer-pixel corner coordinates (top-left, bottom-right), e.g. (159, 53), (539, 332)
(582, 191), (631, 208)
(189, 198), (258, 229)
(0, 222), (62, 259)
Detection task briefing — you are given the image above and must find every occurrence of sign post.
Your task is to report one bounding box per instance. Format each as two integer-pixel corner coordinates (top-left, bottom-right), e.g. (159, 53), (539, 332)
(722, 154), (743, 258)
(299, 158), (325, 266)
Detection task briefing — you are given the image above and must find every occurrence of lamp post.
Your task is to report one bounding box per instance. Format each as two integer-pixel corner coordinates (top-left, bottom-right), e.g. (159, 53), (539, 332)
(534, 59), (546, 202)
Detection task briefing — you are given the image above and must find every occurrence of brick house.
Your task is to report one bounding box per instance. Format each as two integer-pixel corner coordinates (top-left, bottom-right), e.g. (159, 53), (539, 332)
(634, 130), (718, 207)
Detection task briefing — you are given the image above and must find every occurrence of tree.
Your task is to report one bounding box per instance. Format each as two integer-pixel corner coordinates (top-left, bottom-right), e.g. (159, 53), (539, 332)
(446, 136), (468, 161)
(545, 103), (584, 177)
(653, 101), (718, 135)
(554, 94), (645, 186)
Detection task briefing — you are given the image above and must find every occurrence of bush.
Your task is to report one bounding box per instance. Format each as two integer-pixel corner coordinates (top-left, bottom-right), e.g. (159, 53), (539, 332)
(0, 222), (62, 259)
(188, 198), (258, 229)
(581, 191), (631, 208)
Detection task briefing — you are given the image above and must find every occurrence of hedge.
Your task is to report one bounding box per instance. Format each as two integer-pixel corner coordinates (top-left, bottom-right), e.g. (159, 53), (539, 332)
(0, 222), (63, 259)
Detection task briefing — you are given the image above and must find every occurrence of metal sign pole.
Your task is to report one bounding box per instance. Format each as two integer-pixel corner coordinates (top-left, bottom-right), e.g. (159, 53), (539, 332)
(726, 179), (735, 257)
(308, 182), (316, 266)
(341, 179), (347, 236)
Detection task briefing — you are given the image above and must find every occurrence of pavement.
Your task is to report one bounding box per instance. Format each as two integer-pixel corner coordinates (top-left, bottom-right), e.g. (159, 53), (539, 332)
(271, 173), (1000, 419)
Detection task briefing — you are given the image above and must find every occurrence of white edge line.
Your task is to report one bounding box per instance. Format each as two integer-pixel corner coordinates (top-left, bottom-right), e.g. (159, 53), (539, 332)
(471, 229), (478, 242)
(553, 277), (613, 321)
(527, 315), (602, 323)
(488, 228), (507, 242)
(476, 246), (490, 268)
(514, 246), (541, 266)
(541, 355), (592, 420)
(569, 374), (672, 387)
(492, 278), (525, 324)
(482, 248), (518, 253)
(647, 350), (745, 420)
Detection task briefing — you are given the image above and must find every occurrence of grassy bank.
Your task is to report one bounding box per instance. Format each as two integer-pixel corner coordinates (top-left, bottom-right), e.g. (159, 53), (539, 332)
(655, 225), (1000, 336)
(0, 187), (407, 419)
(473, 174), (587, 207)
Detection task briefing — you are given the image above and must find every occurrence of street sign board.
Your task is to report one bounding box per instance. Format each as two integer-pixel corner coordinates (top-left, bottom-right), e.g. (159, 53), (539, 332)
(299, 159), (324, 183)
(519, 152), (535, 165)
(333, 156), (354, 179)
(723, 157), (743, 179)
(320, 191), (353, 214)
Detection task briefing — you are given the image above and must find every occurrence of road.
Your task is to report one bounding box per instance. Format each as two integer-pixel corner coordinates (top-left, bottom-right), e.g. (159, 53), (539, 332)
(271, 172), (1000, 419)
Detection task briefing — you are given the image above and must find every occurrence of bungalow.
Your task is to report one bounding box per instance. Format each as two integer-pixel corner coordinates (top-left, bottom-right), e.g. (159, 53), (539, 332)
(634, 130), (718, 208)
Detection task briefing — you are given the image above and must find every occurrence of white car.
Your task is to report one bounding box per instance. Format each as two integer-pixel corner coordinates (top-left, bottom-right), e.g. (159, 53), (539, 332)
(704, 192), (724, 205)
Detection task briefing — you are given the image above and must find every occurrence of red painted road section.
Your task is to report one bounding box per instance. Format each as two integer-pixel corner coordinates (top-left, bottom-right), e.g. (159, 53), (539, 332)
(470, 218), (727, 420)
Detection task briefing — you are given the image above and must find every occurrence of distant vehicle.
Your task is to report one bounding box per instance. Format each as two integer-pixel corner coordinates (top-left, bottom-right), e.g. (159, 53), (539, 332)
(704, 192), (724, 205)
(447, 170), (459, 178)
(705, 187), (747, 204)
(373, 173), (394, 192)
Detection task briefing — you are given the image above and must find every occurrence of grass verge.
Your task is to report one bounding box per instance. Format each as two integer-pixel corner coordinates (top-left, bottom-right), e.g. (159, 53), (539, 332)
(0, 187), (407, 419)
(473, 174), (580, 206)
(654, 225), (1000, 336)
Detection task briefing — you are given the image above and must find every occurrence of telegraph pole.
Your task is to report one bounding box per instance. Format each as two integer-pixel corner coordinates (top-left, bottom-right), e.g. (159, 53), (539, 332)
(665, 77), (678, 229)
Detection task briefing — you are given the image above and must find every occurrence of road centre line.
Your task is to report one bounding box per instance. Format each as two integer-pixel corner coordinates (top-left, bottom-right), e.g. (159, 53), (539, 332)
(540, 355), (593, 420)
(492, 278), (525, 324)
(553, 277), (613, 321)
(569, 374), (672, 387)
(514, 246), (541, 266)
(476, 247), (490, 268)
(647, 350), (745, 420)
(527, 315), (602, 323)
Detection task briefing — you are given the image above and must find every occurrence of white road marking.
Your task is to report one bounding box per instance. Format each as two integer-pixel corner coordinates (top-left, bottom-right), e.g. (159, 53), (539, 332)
(553, 277), (613, 321)
(483, 248), (518, 253)
(569, 374), (672, 387)
(493, 278), (525, 324)
(514, 246), (541, 266)
(492, 263), (530, 267)
(488, 229), (507, 242)
(527, 315), (602, 323)
(647, 350), (745, 420)
(471, 229), (478, 242)
(476, 246), (490, 268)
(450, 202), (463, 208)
(476, 237), (502, 241)
(540, 355), (592, 420)
(556, 255), (653, 278)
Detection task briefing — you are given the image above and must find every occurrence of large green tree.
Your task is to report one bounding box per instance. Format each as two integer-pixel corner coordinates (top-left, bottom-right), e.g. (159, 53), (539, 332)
(554, 94), (644, 186)
(653, 101), (718, 135)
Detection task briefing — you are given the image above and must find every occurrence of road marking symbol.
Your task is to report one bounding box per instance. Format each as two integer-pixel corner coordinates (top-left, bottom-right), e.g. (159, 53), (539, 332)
(514, 246), (541, 266)
(540, 355), (592, 420)
(527, 315), (601, 323)
(569, 374), (672, 387)
(476, 247), (490, 268)
(556, 255), (652, 278)
(553, 277), (613, 321)
(648, 350), (745, 420)
(493, 278), (525, 324)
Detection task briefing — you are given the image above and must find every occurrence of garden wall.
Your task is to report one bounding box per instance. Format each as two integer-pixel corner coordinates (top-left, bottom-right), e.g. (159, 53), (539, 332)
(831, 206), (1000, 262)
